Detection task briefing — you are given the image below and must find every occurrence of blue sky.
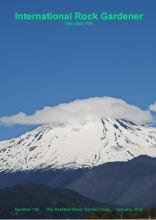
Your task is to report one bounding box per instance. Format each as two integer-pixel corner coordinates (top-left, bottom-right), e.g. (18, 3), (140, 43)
(0, 0), (156, 140)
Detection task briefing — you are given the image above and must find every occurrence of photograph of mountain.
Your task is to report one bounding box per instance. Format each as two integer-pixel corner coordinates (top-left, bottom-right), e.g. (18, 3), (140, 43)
(0, 0), (156, 219)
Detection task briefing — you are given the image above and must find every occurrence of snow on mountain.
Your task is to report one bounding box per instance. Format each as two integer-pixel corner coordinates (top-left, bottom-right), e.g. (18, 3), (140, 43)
(0, 117), (156, 172)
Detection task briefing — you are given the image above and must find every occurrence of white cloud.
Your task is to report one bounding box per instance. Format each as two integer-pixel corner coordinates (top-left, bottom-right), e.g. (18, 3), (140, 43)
(0, 97), (153, 126)
(149, 102), (156, 112)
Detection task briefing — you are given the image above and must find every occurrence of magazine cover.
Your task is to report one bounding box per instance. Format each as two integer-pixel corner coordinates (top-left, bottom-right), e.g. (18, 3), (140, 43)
(0, 0), (156, 219)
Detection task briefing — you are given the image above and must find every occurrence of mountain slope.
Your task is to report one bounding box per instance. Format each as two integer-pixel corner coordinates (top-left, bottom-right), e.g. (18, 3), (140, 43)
(0, 183), (109, 219)
(0, 117), (156, 172)
(0, 156), (156, 208)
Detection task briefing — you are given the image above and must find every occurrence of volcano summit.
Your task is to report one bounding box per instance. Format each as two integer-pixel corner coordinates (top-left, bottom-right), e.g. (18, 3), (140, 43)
(0, 117), (156, 172)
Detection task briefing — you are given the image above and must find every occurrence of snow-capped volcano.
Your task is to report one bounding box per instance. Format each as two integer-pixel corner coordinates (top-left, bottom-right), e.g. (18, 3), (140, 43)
(0, 117), (156, 172)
